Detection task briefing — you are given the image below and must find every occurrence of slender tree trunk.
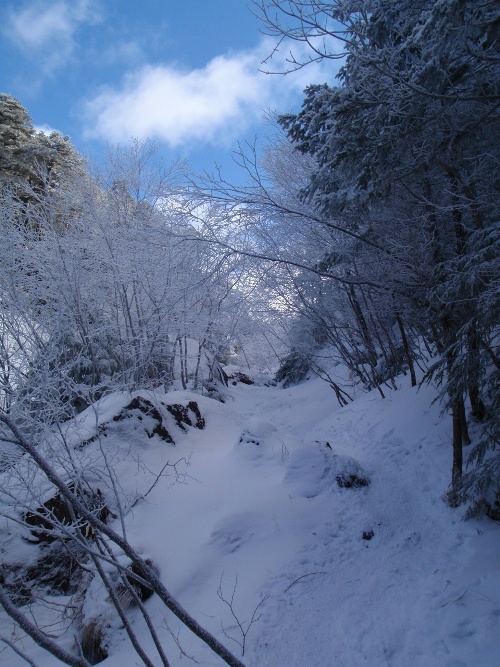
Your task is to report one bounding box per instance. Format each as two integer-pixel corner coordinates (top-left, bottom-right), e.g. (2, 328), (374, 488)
(442, 314), (464, 496)
(370, 313), (396, 387)
(451, 398), (464, 491)
(459, 395), (471, 446)
(467, 329), (486, 421)
(177, 335), (187, 390)
(193, 339), (204, 390)
(396, 315), (417, 387)
(469, 384), (485, 422)
(183, 335), (189, 386)
(347, 285), (377, 366)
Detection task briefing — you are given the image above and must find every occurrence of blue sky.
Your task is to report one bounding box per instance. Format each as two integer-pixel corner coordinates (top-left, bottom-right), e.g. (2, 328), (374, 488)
(0, 0), (339, 178)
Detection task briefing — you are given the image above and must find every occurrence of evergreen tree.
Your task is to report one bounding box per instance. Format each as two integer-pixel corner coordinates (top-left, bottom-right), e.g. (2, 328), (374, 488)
(0, 93), (35, 183)
(257, 0), (500, 503)
(0, 94), (83, 202)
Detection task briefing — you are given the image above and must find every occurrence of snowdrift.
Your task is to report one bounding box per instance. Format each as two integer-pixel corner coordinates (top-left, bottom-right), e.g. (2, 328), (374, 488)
(1, 375), (499, 666)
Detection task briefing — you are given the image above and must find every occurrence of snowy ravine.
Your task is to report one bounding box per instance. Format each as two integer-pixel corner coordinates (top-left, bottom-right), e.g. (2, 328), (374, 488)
(1, 373), (499, 667)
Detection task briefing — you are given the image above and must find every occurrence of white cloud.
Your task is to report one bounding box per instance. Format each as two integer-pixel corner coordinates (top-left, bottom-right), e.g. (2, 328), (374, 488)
(83, 38), (339, 149)
(98, 41), (145, 68)
(3, 0), (101, 72)
(35, 123), (60, 135)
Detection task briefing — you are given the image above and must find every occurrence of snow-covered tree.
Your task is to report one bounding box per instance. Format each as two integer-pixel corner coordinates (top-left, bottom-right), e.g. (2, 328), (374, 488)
(0, 94), (83, 195)
(0, 94), (35, 184)
(252, 0), (500, 502)
(0, 132), (262, 428)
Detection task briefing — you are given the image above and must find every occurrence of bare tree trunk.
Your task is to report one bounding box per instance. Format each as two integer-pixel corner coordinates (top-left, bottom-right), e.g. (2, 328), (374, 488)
(347, 285), (377, 366)
(451, 398), (464, 492)
(193, 339), (204, 390)
(467, 330), (486, 421)
(396, 315), (417, 387)
(469, 384), (485, 422)
(459, 395), (471, 446)
(177, 335), (187, 390)
(90, 550), (159, 667)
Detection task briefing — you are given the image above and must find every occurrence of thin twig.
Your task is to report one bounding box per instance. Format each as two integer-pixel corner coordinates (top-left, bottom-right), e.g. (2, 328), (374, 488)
(284, 571), (328, 593)
(163, 620), (199, 663)
(217, 574), (268, 656)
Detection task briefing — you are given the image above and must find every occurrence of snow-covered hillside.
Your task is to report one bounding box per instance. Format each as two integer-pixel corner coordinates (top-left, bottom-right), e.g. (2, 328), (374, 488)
(1, 373), (499, 667)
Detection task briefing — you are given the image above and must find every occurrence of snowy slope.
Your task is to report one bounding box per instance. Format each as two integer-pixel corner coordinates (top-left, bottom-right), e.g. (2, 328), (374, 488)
(1, 374), (499, 667)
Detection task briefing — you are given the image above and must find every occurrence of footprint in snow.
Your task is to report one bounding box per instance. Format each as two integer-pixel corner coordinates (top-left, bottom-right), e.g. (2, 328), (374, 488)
(210, 512), (268, 554)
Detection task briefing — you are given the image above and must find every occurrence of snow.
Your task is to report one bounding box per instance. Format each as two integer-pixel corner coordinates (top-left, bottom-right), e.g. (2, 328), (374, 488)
(1, 373), (499, 666)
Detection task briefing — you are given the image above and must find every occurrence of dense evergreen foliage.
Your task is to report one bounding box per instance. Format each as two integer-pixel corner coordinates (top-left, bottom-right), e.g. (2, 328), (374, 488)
(255, 0), (500, 506)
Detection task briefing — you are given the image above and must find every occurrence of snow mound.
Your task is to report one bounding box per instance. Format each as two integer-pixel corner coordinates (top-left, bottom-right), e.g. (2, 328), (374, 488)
(1, 377), (499, 667)
(74, 393), (205, 451)
(284, 444), (370, 498)
(224, 364), (276, 387)
(242, 417), (278, 439)
(233, 418), (289, 465)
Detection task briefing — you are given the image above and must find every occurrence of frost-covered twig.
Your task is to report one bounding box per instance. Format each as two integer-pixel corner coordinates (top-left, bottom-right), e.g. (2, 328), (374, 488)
(131, 458), (190, 508)
(0, 586), (91, 667)
(217, 574), (268, 656)
(163, 620), (199, 663)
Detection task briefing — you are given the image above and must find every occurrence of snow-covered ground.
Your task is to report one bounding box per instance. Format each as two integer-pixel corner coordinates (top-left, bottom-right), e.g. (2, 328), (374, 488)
(1, 372), (499, 666)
